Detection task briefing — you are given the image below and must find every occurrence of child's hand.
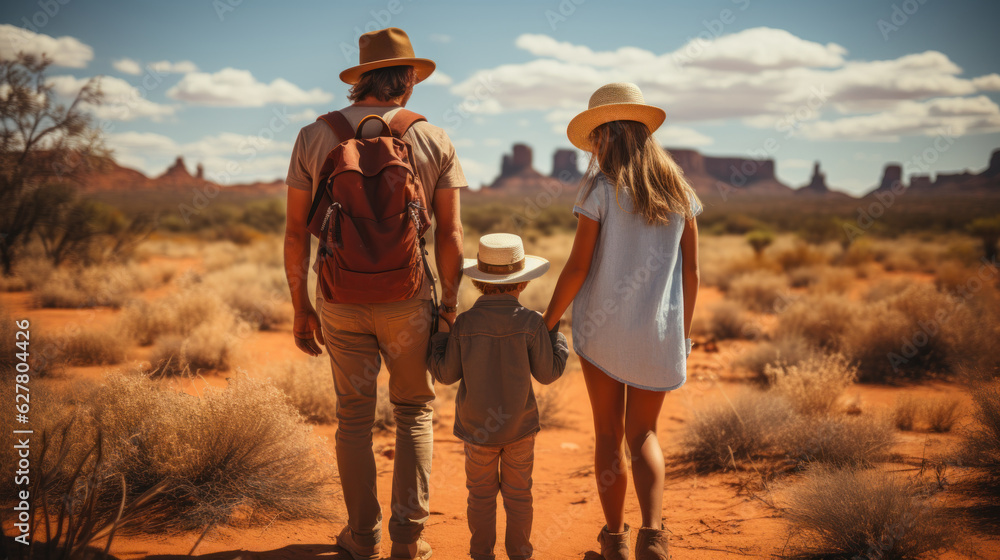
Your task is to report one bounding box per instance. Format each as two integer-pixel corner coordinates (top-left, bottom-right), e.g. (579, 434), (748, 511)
(437, 315), (452, 333)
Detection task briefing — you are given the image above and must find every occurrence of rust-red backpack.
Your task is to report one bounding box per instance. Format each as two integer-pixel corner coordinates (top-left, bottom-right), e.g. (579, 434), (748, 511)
(305, 109), (434, 305)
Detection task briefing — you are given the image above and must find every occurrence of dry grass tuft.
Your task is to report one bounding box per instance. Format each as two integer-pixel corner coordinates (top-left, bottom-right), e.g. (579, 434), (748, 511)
(700, 300), (760, 340)
(728, 270), (790, 313)
(765, 353), (857, 415)
(264, 357), (338, 424)
(893, 395), (920, 431)
(34, 263), (172, 309)
(735, 336), (820, 381)
(85, 372), (336, 530)
(680, 391), (796, 471)
(784, 466), (950, 559)
(961, 383), (1000, 497)
(374, 385), (396, 432)
(52, 327), (129, 366)
(773, 294), (857, 353)
(779, 415), (895, 468)
(117, 289), (235, 346)
(923, 396), (962, 433)
(535, 381), (570, 429)
(148, 313), (246, 376)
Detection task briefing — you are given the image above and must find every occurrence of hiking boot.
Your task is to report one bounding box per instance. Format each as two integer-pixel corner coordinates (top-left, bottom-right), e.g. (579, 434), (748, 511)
(390, 538), (433, 559)
(597, 524), (630, 560)
(635, 526), (670, 560)
(336, 526), (379, 560)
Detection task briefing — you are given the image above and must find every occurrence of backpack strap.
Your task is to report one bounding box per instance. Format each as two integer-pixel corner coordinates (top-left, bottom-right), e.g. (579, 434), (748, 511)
(317, 111), (355, 141)
(388, 109), (426, 138)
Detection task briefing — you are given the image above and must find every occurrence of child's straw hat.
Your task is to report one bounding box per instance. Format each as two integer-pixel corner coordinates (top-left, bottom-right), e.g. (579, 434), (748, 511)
(463, 233), (550, 284)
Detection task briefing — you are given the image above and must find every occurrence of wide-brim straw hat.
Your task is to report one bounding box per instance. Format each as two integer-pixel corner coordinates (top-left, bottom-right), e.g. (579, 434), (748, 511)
(463, 233), (550, 284)
(566, 82), (666, 152)
(340, 27), (436, 85)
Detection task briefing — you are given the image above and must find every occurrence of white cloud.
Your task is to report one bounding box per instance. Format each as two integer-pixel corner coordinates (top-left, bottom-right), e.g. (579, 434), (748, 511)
(678, 27), (846, 71)
(148, 60), (199, 74)
(799, 96), (1000, 141)
(451, 27), (1000, 143)
(166, 67), (333, 107)
(0, 24), (93, 68)
(654, 125), (714, 147)
(47, 75), (177, 121)
(424, 71), (453, 86)
(113, 58), (199, 76)
(113, 58), (143, 75)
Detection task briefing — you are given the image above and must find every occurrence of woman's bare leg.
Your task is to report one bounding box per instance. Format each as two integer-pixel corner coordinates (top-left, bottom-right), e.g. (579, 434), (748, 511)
(624, 385), (667, 529)
(581, 358), (628, 532)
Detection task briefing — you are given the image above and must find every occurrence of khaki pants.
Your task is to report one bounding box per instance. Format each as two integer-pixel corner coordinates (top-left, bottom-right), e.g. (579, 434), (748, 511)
(465, 433), (536, 560)
(319, 295), (435, 547)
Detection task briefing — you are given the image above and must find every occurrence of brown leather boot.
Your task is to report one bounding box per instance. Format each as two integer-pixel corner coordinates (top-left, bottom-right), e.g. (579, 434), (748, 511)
(597, 524), (630, 560)
(634, 526), (670, 560)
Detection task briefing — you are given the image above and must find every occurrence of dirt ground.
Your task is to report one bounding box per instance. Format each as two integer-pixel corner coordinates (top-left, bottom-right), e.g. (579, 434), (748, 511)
(3, 253), (998, 560)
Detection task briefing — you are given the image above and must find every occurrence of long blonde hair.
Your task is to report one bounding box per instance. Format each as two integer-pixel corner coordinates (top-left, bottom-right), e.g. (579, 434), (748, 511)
(583, 120), (700, 225)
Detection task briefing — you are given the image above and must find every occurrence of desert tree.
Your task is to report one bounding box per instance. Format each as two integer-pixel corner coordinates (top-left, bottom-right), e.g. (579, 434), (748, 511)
(968, 215), (1000, 263)
(0, 52), (106, 274)
(745, 229), (774, 259)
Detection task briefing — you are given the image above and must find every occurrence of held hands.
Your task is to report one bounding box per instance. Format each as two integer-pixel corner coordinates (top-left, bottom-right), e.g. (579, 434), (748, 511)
(293, 306), (325, 356)
(437, 302), (456, 333)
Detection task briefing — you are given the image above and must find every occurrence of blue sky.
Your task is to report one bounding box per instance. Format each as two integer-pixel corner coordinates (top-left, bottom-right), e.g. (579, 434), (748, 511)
(2, 0), (999, 196)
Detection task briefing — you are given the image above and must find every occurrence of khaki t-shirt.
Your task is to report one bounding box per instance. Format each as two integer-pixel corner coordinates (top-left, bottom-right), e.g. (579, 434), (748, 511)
(286, 105), (467, 301)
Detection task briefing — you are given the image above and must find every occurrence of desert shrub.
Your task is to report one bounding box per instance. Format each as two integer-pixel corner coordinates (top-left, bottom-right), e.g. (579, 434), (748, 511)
(680, 391), (796, 471)
(702, 300), (758, 340)
(53, 327), (128, 366)
(935, 260), (978, 294)
(863, 277), (914, 303)
(843, 284), (956, 382)
(735, 336), (820, 382)
(727, 270), (789, 313)
(265, 357), (338, 424)
(784, 466), (949, 559)
(773, 294), (857, 353)
(772, 241), (829, 272)
(118, 289), (234, 345)
(535, 381), (569, 429)
(148, 313), (246, 376)
(765, 353), (858, 415)
(372, 385), (396, 432)
(34, 263), (170, 309)
(923, 396), (961, 433)
(745, 229), (774, 257)
(199, 263), (290, 330)
(82, 373), (335, 530)
(779, 415), (895, 467)
(893, 395), (920, 431)
(962, 383), (1000, 496)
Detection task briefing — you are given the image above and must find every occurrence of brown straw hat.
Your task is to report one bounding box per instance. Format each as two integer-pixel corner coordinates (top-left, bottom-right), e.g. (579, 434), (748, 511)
(463, 233), (550, 284)
(339, 27), (436, 85)
(566, 82), (666, 152)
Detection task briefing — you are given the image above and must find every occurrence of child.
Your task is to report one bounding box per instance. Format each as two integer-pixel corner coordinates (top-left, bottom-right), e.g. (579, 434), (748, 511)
(543, 83), (702, 560)
(429, 232), (569, 560)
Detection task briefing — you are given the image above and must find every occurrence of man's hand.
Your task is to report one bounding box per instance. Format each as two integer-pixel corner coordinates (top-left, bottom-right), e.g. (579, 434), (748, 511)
(438, 303), (456, 329)
(293, 306), (325, 356)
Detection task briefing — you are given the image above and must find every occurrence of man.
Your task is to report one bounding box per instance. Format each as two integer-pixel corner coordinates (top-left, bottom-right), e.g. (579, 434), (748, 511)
(283, 27), (465, 560)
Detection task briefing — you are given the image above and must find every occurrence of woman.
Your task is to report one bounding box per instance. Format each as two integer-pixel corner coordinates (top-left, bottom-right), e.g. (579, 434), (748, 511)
(543, 82), (701, 560)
